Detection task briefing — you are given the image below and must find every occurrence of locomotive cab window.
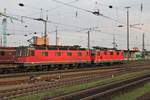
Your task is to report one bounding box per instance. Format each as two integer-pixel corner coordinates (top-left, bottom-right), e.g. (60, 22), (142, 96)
(42, 52), (48, 56)
(77, 52), (82, 56)
(55, 52), (61, 56)
(16, 48), (28, 56)
(30, 50), (35, 56)
(67, 52), (72, 56)
(16, 50), (20, 56)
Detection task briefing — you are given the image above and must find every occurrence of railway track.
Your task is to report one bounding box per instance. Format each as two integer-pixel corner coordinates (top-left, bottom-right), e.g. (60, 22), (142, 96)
(50, 74), (150, 100)
(0, 65), (122, 79)
(1, 60), (150, 79)
(0, 67), (125, 85)
(0, 66), (150, 99)
(0, 62), (150, 99)
(0, 68), (123, 100)
(0, 60), (150, 86)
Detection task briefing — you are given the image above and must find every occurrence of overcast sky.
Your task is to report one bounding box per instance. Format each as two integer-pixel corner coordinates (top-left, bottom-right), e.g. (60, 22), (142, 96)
(0, 0), (150, 50)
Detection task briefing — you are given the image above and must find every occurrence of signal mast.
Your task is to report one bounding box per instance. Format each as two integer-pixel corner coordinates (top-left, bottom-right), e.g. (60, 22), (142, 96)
(0, 8), (22, 46)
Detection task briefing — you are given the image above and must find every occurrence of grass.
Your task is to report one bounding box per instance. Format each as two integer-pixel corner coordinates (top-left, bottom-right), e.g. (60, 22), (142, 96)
(112, 82), (150, 100)
(11, 70), (150, 100)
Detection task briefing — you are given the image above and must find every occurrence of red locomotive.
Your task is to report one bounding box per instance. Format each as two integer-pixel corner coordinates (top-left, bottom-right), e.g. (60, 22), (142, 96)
(13, 45), (124, 70)
(0, 45), (125, 72)
(15, 46), (91, 70)
(0, 37), (125, 73)
(91, 47), (124, 64)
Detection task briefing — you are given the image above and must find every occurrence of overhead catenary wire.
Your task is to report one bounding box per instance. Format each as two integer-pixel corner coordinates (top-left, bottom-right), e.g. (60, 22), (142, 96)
(52, 0), (92, 13)
(52, 0), (126, 25)
(3, 13), (87, 30)
(4, 2), (148, 34)
(1, 1), (148, 49)
(48, 0), (79, 12)
(1, 14), (88, 34)
(1, 16), (146, 38)
(52, 0), (150, 35)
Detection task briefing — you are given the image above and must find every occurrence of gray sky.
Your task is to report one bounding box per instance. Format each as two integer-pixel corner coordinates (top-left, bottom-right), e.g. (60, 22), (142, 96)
(0, 0), (150, 50)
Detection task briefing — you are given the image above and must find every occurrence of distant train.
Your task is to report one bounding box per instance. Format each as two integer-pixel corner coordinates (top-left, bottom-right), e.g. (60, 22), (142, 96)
(0, 47), (15, 63)
(0, 45), (141, 73)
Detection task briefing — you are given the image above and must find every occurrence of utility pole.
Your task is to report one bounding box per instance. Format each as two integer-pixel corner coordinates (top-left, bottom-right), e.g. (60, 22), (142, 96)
(44, 15), (48, 49)
(87, 31), (90, 49)
(126, 6), (131, 60)
(142, 33), (145, 58)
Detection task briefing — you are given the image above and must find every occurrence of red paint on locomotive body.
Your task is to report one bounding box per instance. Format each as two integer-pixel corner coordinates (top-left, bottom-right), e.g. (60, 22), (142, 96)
(0, 45), (124, 68)
(15, 46), (124, 67)
(92, 50), (124, 63)
(16, 48), (91, 66)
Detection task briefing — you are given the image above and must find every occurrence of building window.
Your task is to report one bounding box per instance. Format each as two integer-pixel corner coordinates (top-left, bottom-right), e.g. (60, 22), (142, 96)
(67, 52), (72, 56)
(77, 52), (82, 56)
(55, 52), (61, 56)
(42, 52), (48, 56)
(110, 52), (113, 55)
